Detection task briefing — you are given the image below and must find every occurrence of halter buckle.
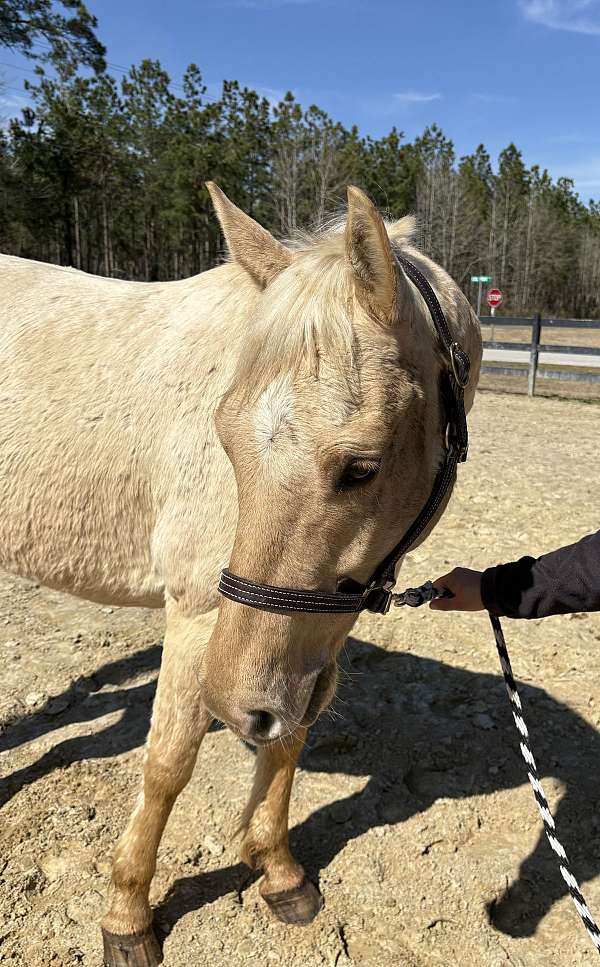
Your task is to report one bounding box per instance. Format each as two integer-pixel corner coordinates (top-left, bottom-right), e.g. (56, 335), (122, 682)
(361, 583), (394, 614)
(450, 342), (470, 388)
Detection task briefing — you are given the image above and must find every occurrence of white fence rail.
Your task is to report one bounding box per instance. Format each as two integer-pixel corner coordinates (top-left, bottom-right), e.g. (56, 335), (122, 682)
(479, 314), (600, 395)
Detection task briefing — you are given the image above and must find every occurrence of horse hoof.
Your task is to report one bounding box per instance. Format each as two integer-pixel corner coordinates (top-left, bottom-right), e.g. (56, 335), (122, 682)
(262, 876), (323, 925)
(102, 926), (163, 966)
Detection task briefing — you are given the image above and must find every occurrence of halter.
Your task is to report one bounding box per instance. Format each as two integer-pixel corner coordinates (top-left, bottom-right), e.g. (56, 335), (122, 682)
(218, 254), (471, 617)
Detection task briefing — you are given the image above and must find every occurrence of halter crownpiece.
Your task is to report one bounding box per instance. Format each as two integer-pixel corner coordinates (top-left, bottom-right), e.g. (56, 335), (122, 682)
(218, 254), (470, 617)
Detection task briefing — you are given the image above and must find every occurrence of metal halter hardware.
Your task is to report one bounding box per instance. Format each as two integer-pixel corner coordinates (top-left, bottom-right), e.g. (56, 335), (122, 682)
(218, 254), (471, 618)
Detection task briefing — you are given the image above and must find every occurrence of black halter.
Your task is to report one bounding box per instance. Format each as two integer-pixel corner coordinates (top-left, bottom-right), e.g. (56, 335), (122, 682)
(218, 255), (471, 617)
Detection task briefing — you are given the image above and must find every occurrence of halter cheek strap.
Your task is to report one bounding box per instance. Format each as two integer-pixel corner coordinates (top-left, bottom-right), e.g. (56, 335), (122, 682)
(218, 254), (471, 617)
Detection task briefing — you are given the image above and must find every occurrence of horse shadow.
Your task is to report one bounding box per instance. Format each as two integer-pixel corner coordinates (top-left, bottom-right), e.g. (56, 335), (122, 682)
(0, 642), (219, 806)
(2, 634), (599, 944)
(0, 645), (160, 805)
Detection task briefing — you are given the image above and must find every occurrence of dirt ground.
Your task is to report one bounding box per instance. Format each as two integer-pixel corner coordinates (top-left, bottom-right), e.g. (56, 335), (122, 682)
(1, 389), (600, 967)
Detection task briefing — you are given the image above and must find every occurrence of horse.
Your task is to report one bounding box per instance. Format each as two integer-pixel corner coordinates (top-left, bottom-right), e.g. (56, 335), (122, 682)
(0, 183), (482, 965)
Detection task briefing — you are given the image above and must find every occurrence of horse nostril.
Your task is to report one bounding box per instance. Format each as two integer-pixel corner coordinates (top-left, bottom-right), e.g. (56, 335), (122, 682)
(248, 709), (280, 741)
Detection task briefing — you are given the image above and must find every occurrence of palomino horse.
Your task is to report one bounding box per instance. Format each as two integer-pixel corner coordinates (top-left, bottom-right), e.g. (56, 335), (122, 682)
(0, 184), (481, 964)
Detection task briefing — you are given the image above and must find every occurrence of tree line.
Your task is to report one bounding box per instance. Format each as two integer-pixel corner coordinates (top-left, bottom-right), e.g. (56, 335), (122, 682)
(1, 1), (599, 318)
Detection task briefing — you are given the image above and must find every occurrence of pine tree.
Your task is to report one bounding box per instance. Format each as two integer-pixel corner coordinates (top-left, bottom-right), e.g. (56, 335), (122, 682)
(2, 5), (600, 317)
(0, 0), (105, 71)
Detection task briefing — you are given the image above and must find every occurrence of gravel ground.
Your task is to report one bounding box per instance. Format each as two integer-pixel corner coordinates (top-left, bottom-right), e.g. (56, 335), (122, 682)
(1, 390), (599, 967)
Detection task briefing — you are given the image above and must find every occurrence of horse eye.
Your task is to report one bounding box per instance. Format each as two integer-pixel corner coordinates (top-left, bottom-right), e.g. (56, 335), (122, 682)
(339, 459), (381, 489)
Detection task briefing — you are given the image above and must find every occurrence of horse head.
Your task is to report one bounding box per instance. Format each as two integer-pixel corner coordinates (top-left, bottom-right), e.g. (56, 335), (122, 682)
(200, 182), (482, 746)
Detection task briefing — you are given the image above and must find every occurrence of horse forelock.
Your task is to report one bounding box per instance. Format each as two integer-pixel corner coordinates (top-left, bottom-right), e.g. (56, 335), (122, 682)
(224, 213), (422, 404)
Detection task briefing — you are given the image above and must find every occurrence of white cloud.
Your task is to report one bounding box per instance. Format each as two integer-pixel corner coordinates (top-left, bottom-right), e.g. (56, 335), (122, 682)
(254, 85), (287, 106)
(394, 91), (442, 105)
(520, 0), (600, 35)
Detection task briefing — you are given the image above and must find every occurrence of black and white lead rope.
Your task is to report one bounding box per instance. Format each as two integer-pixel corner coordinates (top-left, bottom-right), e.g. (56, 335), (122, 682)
(490, 614), (600, 953)
(399, 580), (600, 954)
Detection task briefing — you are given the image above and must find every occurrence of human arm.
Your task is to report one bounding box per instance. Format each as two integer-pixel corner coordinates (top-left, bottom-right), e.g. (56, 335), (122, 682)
(430, 530), (600, 619)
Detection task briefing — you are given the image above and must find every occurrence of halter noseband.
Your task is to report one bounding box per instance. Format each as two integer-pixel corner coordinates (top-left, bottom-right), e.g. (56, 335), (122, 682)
(218, 254), (470, 617)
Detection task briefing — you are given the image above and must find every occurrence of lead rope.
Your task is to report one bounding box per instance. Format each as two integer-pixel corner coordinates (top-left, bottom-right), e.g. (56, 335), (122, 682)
(398, 581), (600, 953)
(490, 614), (600, 953)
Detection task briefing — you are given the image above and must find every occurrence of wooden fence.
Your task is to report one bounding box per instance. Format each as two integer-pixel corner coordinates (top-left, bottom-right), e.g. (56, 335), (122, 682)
(479, 315), (600, 396)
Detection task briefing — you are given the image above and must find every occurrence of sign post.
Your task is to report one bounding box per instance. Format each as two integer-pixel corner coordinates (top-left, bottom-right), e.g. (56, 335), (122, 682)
(486, 287), (503, 340)
(471, 275), (492, 317)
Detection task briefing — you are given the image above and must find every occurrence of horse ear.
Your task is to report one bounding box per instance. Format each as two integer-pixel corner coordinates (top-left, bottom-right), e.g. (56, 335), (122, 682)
(206, 182), (292, 288)
(345, 186), (399, 323)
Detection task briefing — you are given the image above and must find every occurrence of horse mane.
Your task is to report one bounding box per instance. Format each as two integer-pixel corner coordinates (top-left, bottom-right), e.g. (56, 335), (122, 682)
(227, 213), (419, 400)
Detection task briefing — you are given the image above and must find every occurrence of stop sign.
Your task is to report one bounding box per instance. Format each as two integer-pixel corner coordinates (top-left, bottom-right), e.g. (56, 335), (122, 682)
(487, 287), (502, 308)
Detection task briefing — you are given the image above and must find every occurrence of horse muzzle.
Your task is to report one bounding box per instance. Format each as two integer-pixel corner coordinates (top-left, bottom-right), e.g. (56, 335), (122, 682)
(201, 660), (337, 746)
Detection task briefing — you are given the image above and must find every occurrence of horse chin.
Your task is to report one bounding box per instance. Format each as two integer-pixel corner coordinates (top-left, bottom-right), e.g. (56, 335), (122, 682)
(301, 661), (337, 727)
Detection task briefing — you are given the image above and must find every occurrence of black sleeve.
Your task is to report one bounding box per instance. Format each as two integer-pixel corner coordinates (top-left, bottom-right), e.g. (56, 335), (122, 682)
(480, 530), (600, 619)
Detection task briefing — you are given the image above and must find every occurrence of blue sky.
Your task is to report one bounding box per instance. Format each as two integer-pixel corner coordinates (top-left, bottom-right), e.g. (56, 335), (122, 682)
(2, 0), (600, 201)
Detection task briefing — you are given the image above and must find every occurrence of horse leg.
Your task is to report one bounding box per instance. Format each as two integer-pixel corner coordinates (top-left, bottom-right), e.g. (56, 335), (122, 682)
(239, 728), (323, 925)
(101, 604), (215, 967)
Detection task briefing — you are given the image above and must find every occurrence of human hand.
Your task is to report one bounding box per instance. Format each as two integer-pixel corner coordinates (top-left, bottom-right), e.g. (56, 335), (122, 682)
(429, 567), (484, 612)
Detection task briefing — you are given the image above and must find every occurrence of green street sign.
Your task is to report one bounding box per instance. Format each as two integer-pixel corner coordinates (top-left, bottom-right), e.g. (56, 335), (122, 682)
(471, 275), (492, 283)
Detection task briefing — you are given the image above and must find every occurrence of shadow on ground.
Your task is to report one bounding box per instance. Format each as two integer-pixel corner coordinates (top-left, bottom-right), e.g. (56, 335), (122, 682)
(2, 635), (598, 943)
